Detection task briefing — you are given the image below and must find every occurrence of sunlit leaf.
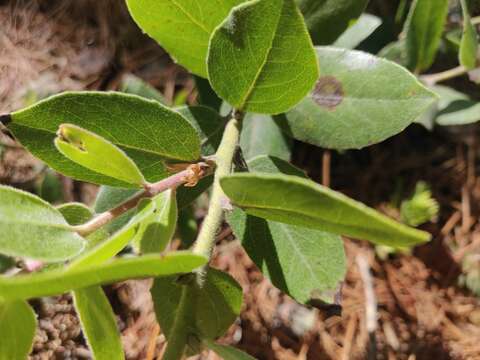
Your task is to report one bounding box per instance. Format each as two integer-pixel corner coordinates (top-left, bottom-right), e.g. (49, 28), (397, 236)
(459, 0), (478, 70)
(278, 47), (436, 149)
(0, 185), (85, 262)
(55, 124), (146, 187)
(126, 0), (245, 77)
(8, 92), (200, 187)
(333, 14), (381, 49)
(0, 300), (36, 360)
(73, 287), (125, 360)
(0, 252), (207, 300)
(404, 0), (449, 72)
(221, 173), (431, 247)
(208, 0), (319, 114)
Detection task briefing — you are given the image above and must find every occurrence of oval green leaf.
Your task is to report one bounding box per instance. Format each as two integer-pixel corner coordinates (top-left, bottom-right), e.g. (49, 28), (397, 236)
(125, 0), (245, 77)
(8, 92), (200, 186)
(151, 268), (242, 341)
(0, 252), (207, 300)
(278, 47), (436, 150)
(220, 173), (431, 247)
(73, 287), (125, 360)
(459, 0), (478, 70)
(133, 190), (178, 254)
(295, 0), (369, 45)
(55, 124), (146, 187)
(0, 185), (85, 262)
(228, 156), (345, 304)
(0, 300), (36, 360)
(241, 114), (292, 161)
(333, 14), (382, 49)
(207, 0), (319, 114)
(404, 0), (449, 72)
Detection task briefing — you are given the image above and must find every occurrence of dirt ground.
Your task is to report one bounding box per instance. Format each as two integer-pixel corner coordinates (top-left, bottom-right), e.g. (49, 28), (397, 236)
(2, 1), (480, 359)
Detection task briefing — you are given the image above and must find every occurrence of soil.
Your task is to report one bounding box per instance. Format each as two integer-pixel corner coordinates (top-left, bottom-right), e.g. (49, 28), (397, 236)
(2, 1), (480, 359)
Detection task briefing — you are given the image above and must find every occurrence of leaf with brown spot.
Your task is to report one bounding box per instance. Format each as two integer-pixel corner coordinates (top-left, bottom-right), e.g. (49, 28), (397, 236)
(277, 47), (436, 150)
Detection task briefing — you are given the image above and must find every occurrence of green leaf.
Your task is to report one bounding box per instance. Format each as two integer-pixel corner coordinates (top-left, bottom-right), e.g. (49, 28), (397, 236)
(228, 156), (345, 304)
(278, 47), (436, 150)
(0, 300), (36, 360)
(295, 0), (369, 45)
(241, 114), (292, 161)
(378, 40), (408, 67)
(57, 202), (94, 226)
(0, 185), (85, 262)
(133, 190), (178, 254)
(95, 186), (139, 234)
(151, 268), (242, 340)
(178, 106), (225, 156)
(73, 287), (125, 360)
(204, 340), (257, 360)
(0, 252), (207, 300)
(333, 14), (381, 49)
(404, 0), (449, 72)
(8, 92), (200, 187)
(229, 210), (345, 303)
(195, 76), (222, 111)
(55, 124), (146, 187)
(38, 168), (63, 204)
(207, 0), (319, 114)
(125, 0), (245, 77)
(220, 173), (431, 247)
(120, 74), (167, 104)
(459, 0), (478, 70)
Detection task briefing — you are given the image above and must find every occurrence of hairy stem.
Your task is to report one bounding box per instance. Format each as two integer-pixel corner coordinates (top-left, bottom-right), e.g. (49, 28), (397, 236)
(72, 162), (213, 237)
(420, 65), (469, 86)
(192, 113), (242, 259)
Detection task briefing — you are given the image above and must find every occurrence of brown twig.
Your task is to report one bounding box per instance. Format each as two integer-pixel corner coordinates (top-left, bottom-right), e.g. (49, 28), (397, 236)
(72, 161), (214, 236)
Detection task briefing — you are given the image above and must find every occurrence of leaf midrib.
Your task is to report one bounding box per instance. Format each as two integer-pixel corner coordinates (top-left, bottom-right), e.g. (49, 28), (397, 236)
(238, 0), (284, 109)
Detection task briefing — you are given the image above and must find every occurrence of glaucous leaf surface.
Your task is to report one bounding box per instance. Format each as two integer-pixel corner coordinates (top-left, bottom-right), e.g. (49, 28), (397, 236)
(55, 124), (146, 187)
(278, 47), (436, 150)
(295, 0), (369, 45)
(177, 106), (225, 156)
(8, 92), (200, 186)
(205, 340), (256, 360)
(151, 268), (242, 340)
(240, 114), (292, 161)
(73, 287), (125, 360)
(228, 156), (345, 304)
(0, 185), (85, 261)
(333, 14), (381, 49)
(0, 300), (36, 360)
(133, 190), (178, 254)
(404, 0), (449, 72)
(120, 74), (167, 104)
(57, 202), (93, 226)
(221, 173), (431, 247)
(94, 186), (139, 234)
(459, 0), (478, 70)
(126, 0), (245, 77)
(421, 85), (480, 126)
(0, 252), (207, 300)
(207, 0), (319, 114)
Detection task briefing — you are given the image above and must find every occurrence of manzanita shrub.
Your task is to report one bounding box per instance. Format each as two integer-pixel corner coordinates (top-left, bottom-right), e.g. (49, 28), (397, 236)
(2, 0), (462, 359)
